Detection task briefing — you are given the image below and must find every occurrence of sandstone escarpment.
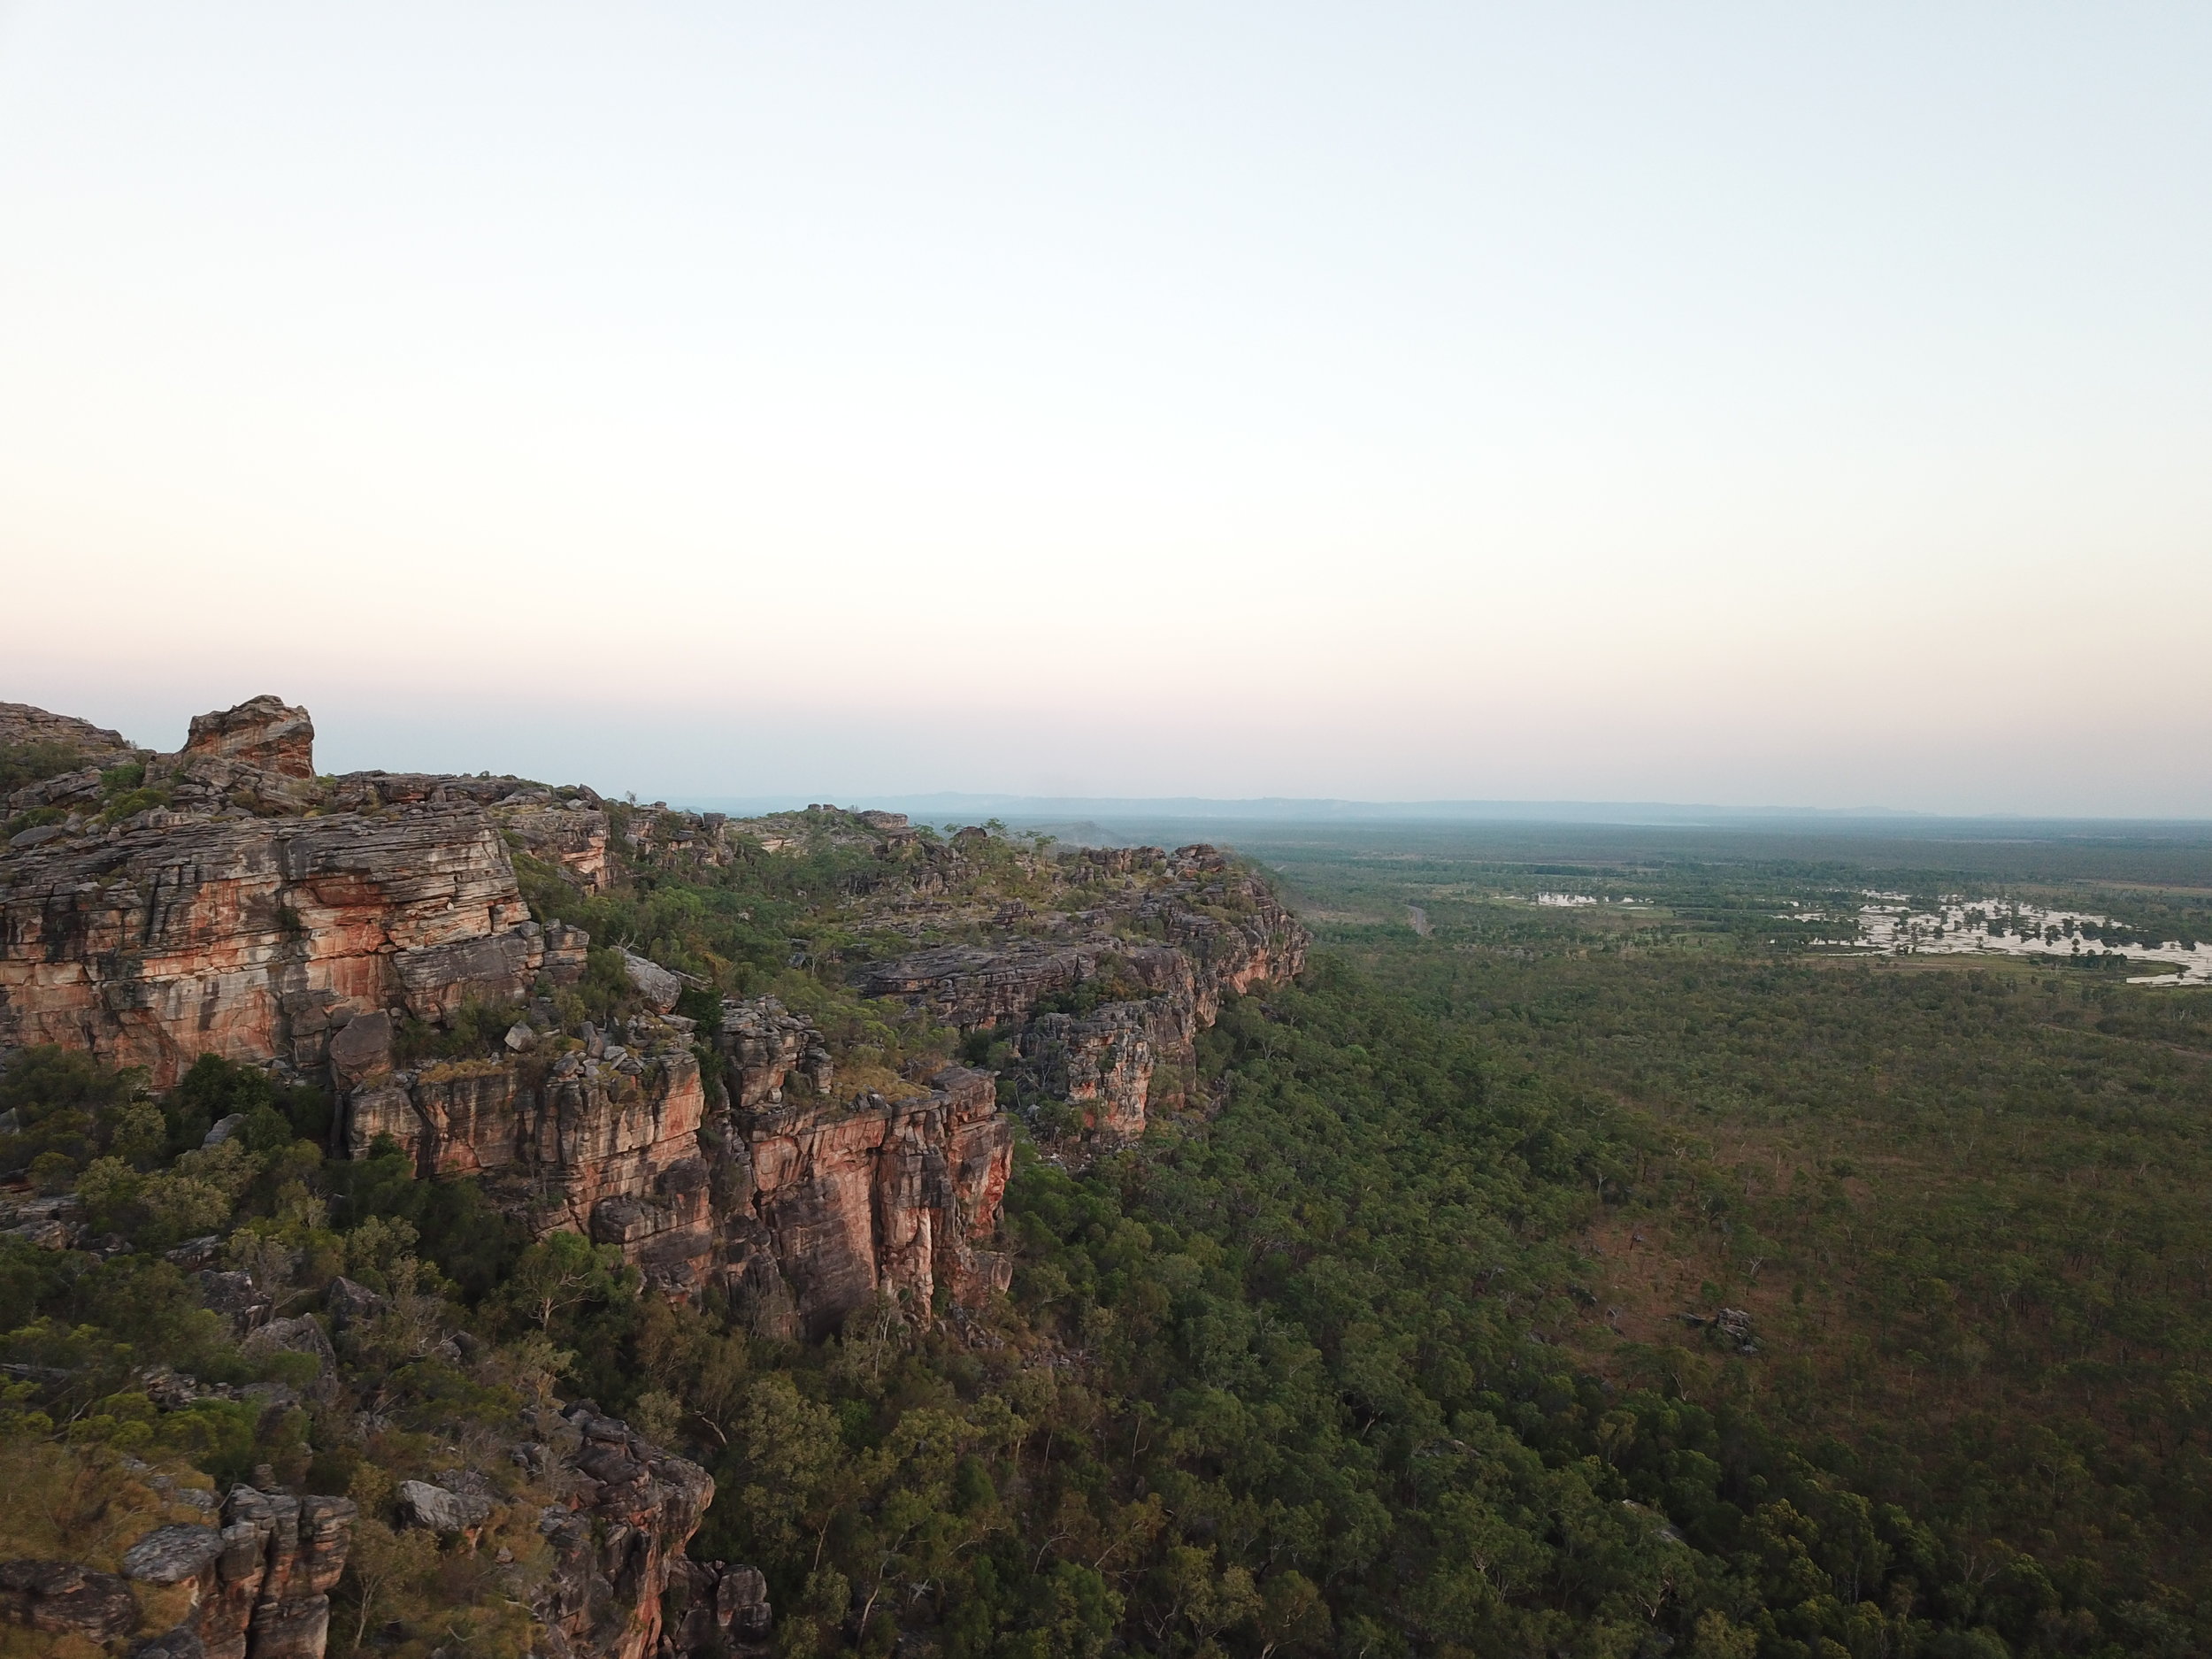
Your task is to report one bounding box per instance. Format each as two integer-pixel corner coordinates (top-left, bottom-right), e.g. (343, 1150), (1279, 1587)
(343, 1014), (719, 1291)
(5, 692), (1308, 1333)
(1, 806), (584, 1087)
(334, 1006), (1011, 1336)
(865, 849), (1308, 1138)
(718, 1064), (1012, 1339)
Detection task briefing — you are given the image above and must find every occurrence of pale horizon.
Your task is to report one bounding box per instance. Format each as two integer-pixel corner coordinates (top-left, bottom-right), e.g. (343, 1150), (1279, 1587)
(5, 4), (2208, 816)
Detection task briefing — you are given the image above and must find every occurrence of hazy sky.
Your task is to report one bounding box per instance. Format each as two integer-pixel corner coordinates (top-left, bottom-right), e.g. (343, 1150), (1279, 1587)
(4, 4), (2208, 813)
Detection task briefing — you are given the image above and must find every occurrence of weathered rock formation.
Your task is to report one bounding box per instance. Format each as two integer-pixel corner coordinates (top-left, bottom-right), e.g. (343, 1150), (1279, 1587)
(345, 1013), (720, 1290)
(718, 1065), (1012, 1338)
(716, 996), (834, 1109)
(182, 695), (316, 780)
(0, 695), (1317, 1659)
(664, 1561), (772, 1657)
(0, 805), (586, 1087)
(498, 800), (613, 890)
(5, 702), (1306, 1311)
(867, 850), (1308, 1137)
(96, 1487), (358, 1659)
(536, 1401), (716, 1659)
(0, 699), (141, 764)
(0, 1557), (139, 1644)
(1, 696), (594, 1087)
(333, 1003), (1011, 1334)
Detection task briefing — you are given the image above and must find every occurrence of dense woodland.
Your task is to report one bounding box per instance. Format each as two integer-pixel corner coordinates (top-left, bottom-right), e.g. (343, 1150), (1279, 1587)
(5, 811), (2211, 1658)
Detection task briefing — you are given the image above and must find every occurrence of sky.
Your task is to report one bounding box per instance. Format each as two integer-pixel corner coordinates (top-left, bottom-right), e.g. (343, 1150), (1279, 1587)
(4, 4), (2208, 815)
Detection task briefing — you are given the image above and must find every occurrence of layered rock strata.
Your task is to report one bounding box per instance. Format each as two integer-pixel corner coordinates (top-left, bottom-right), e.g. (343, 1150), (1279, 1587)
(4, 695), (1307, 1348)
(717, 1065), (1012, 1339)
(498, 800), (613, 890)
(1, 693), (595, 1087)
(111, 1486), (357, 1659)
(0, 699), (141, 764)
(344, 1014), (719, 1290)
(333, 1007), (1012, 1335)
(867, 851), (1308, 1137)
(0, 807), (584, 1087)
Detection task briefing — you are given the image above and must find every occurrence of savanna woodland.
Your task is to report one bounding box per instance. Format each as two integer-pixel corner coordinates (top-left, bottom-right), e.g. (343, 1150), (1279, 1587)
(6, 772), (2212, 1659)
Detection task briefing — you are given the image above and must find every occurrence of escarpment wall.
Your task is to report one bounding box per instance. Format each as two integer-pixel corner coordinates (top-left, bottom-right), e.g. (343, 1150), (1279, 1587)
(0, 807), (584, 1088)
(717, 1064), (1012, 1340)
(4, 695), (1308, 1341)
(334, 1010), (1012, 1339)
(867, 849), (1310, 1138)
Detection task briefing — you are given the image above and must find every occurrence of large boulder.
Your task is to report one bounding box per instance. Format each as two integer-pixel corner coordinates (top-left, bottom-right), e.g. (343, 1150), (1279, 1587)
(323, 1276), (390, 1333)
(182, 695), (315, 779)
(621, 949), (685, 1013)
(196, 1270), (272, 1335)
(240, 1315), (337, 1379)
(396, 1479), (492, 1537)
(121, 1523), (226, 1585)
(326, 1010), (394, 1086)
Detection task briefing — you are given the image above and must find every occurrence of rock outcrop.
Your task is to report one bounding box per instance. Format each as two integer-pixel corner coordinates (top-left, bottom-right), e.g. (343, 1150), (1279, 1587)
(345, 1013), (720, 1290)
(0, 810), (587, 1087)
(104, 1488), (357, 1659)
(0, 700), (142, 764)
(0, 1557), (139, 1644)
(718, 1065), (1012, 1338)
(334, 1010), (1011, 1334)
(664, 1561), (772, 1656)
(867, 850), (1308, 1137)
(181, 695), (316, 780)
(1, 700), (588, 1087)
(536, 1402), (716, 1659)
(498, 800), (613, 891)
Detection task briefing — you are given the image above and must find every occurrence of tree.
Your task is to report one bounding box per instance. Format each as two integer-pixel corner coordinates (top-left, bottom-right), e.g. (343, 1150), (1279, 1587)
(503, 1231), (630, 1333)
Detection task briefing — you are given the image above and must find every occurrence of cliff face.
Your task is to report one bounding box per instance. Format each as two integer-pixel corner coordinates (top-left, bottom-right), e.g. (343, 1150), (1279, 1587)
(0, 1486), (363, 1659)
(4, 698), (1309, 1310)
(0, 806), (583, 1087)
(867, 849), (1310, 1136)
(2, 1409), (719, 1659)
(719, 1064), (1011, 1339)
(538, 1402), (717, 1659)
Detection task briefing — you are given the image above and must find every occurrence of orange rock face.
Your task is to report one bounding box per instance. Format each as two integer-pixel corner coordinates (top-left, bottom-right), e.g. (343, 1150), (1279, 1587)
(342, 1019), (718, 1291)
(181, 695), (316, 780)
(731, 1067), (1010, 1338)
(0, 809), (581, 1087)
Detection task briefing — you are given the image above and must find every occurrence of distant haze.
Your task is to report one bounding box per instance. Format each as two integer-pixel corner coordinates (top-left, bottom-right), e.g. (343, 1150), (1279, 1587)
(4, 5), (2208, 815)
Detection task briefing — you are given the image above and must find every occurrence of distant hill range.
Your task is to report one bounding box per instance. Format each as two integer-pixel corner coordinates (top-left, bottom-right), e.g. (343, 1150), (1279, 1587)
(673, 795), (2212, 838)
(680, 793), (1938, 826)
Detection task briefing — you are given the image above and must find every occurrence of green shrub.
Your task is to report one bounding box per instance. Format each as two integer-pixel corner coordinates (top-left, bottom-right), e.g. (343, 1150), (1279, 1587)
(0, 739), (93, 793)
(165, 1052), (329, 1152)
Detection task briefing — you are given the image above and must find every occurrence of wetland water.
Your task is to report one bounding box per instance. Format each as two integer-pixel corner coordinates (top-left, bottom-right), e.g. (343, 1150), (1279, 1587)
(1795, 896), (2212, 986)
